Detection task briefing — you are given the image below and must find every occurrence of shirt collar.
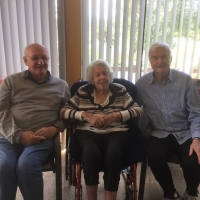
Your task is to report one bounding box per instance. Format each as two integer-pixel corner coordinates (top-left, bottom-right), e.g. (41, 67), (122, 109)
(149, 68), (174, 84)
(24, 70), (50, 85)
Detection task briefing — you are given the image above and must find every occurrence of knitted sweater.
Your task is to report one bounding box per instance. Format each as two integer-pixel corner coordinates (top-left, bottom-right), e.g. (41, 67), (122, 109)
(60, 83), (142, 134)
(0, 71), (70, 143)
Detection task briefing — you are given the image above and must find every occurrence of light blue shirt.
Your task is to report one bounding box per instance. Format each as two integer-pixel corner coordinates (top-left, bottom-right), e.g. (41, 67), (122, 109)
(136, 69), (200, 144)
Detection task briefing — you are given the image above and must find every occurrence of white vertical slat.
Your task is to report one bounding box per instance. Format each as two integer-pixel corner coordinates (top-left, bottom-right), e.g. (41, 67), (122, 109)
(8, 0), (21, 73)
(113, 0), (121, 77)
(1, 0), (14, 75)
(33, 0), (42, 43)
(135, 0), (146, 81)
(24, 0), (35, 44)
(91, 0), (97, 61)
(143, 0), (153, 75)
(169, 0), (178, 48)
(183, 0), (194, 74)
(0, 0), (58, 78)
(57, 0), (67, 80)
(198, 57), (200, 79)
(16, 0), (27, 71)
(49, 0), (58, 77)
(128, 0), (137, 82)
(0, 6), (7, 77)
(40, 0), (50, 49)
(189, 0), (200, 75)
(82, 0), (90, 80)
(99, 0), (105, 59)
(175, 0), (185, 70)
(162, 0), (169, 42)
(121, 0), (129, 78)
(106, 0), (113, 63)
(154, 0), (161, 42)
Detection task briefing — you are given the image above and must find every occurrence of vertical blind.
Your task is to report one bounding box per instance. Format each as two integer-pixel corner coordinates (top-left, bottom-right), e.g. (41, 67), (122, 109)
(81, 0), (200, 83)
(0, 0), (59, 79)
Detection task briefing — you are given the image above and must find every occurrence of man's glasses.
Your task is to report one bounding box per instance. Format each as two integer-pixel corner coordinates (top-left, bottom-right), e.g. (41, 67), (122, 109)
(26, 56), (50, 62)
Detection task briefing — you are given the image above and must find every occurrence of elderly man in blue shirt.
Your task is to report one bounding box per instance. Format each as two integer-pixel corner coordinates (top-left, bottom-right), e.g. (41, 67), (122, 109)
(136, 42), (200, 200)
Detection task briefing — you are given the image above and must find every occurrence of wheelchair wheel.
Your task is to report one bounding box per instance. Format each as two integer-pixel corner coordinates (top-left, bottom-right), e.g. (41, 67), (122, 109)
(66, 131), (73, 184)
(122, 164), (137, 200)
(75, 163), (82, 200)
(68, 150), (73, 185)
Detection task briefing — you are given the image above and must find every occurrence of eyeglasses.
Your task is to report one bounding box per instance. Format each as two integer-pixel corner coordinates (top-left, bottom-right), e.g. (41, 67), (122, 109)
(26, 56), (50, 62)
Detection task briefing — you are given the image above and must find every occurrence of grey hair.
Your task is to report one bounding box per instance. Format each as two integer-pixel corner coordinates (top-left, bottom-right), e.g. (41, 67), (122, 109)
(86, 59), (115, 83)
(148, 42), (171, 58)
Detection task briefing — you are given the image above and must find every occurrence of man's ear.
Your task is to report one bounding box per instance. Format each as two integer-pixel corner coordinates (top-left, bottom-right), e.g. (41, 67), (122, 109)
(23, 56), (28, 65)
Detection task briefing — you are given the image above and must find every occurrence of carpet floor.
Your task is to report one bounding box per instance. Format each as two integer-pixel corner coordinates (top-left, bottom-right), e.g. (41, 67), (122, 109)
(16, 151), (200, 200)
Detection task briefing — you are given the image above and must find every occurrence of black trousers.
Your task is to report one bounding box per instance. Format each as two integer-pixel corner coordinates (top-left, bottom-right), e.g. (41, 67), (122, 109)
(75, 130), (130, 191)
(148, 134), (200, 197)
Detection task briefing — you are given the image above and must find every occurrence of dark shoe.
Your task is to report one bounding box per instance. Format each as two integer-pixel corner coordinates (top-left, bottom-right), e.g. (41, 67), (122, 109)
(180, 190), (198, 200)
(164, 191), (180, 199)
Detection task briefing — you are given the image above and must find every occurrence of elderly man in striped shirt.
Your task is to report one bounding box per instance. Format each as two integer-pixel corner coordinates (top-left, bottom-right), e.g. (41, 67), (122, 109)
(136, 42), (200, 200)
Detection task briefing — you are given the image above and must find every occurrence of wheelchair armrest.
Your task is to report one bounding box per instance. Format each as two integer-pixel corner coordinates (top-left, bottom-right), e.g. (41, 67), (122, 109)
(127, 117), (138, 125)
(65, 119), (79, 127)
(55, 132), (61, 153)
(54, 132), (61, 168)
(144, 122), (153, 142)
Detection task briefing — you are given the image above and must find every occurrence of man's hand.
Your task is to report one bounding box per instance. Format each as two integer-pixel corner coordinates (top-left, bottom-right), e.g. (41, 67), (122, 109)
(189, 139), (200, 165)
(19, 131), (46, 146)
(34, 126), (58, 139)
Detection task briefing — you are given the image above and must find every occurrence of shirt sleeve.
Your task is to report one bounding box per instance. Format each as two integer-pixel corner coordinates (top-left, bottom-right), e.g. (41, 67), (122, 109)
(0, 78), (23, 143)
(187, 79), (200, 138)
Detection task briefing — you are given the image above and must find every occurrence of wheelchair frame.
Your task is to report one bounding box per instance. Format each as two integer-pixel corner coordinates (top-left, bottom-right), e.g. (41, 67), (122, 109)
(65, 121), (138, 200)
(65, 78), (146, 200)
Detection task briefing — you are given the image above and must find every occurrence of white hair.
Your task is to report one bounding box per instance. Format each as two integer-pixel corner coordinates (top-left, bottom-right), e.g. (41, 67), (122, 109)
(148, 42), (171, 58)
(86, 59), (115, 83)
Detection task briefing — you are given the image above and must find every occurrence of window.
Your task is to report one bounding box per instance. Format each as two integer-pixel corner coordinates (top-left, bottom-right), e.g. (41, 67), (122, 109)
(0, 0), (59, 78)
(81, 0), (200, 82)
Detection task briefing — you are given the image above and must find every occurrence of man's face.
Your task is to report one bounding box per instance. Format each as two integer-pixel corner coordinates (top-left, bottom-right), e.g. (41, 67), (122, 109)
(149, 47), (172, 74)
(23, 44), (49, 78)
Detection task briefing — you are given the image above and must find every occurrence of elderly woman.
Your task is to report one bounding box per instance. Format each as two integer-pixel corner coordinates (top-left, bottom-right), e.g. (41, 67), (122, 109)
(60, 59), (142, 200)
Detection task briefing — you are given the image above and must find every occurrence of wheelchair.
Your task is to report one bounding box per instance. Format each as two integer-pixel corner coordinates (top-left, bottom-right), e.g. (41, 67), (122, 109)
(65, 78), (146, 200)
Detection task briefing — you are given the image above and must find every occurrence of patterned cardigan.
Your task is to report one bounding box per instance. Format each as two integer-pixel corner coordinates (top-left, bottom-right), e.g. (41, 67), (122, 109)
(60, 82), (142, 134)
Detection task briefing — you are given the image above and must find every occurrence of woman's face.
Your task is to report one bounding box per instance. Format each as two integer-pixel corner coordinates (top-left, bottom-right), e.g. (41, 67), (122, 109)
(92, 65), (111, 92)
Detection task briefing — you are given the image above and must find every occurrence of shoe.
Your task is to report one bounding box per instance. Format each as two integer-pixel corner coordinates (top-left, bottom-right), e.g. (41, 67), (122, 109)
(164, 191), (180, 199)
(180, 190), (198, 200)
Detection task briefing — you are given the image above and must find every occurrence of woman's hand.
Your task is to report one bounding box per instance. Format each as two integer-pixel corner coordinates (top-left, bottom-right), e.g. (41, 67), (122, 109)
(101, 112), (121, 128)
(82, 112), (121, 129)
(82, 112), (105, 128)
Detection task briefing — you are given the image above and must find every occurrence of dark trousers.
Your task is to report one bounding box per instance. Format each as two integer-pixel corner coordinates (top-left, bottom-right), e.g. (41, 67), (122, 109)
(148, 134), (200, 197)
(75, 130), (130, 191)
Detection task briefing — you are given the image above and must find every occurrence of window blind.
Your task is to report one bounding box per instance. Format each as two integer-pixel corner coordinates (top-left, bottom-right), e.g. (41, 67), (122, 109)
(0, 0), (58, 78)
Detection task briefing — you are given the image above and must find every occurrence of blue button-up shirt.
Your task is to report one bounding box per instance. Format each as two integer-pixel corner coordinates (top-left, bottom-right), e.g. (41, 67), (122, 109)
(136, 69), (200, 144)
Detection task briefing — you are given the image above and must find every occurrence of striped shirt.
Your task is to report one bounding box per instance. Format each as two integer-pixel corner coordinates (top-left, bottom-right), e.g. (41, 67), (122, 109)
(136, 68), (200, 144)
(60, 83), (142, 134)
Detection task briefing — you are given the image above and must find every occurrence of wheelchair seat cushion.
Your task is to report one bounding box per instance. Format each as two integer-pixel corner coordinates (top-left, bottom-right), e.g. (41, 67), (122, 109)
(122, 122), (147, 169)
